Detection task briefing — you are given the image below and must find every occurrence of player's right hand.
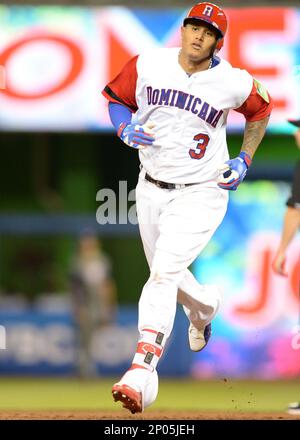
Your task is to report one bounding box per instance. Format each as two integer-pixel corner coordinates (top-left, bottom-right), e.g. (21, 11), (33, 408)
(118, 122), (155, 149)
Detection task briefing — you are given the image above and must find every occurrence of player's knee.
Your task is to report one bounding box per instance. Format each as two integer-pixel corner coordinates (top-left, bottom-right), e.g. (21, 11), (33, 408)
(149, 270), (171, 284)
(150, 267), (185, 286)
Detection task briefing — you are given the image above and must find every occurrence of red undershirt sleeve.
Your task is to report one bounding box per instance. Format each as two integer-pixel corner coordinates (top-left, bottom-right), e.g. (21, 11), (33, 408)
(102, 55), (138, 113)
(234, 80), (274, 122)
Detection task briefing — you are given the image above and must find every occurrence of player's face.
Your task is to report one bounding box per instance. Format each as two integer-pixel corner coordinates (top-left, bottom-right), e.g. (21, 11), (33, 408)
(181, 23), (218, 62)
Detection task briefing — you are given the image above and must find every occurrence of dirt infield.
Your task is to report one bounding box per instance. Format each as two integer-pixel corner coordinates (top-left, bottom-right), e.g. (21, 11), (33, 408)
(0, 410), (299, 420)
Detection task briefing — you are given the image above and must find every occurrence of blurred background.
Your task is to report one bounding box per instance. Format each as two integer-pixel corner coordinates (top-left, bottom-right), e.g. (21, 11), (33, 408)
(0, 0), (299, 414)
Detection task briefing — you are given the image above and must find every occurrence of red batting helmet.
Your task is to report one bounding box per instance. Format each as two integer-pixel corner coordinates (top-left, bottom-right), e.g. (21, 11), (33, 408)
(183, 2), (228, 50)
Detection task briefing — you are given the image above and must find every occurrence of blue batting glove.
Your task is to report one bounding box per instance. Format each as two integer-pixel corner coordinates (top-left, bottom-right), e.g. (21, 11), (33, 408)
(117, 122), (155, 149)
(217, 151), (252, 191)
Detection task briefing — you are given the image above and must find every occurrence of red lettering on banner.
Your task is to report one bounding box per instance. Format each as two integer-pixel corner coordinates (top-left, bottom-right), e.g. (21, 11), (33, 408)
(0, 65), (5, 89)
(234, 249), (271, 315)
(227, 8), (286, 110)
(291, 260), (300, 302)
(0, 34), (84, 100)
(108, 30), (132, 81)
(233, 245), (299, 320)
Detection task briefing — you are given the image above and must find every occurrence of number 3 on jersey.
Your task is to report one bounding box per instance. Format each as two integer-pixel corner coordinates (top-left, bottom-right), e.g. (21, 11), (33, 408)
(189, 133), (210, 160)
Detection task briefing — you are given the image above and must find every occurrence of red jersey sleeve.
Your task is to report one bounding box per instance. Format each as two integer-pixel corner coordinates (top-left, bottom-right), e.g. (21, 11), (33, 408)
(234, 80), (274, 122)
(102, 55), (138, 113)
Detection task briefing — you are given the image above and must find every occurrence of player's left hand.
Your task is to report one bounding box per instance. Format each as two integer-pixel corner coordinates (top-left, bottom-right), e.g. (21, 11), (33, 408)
(217, 151), (252, 191)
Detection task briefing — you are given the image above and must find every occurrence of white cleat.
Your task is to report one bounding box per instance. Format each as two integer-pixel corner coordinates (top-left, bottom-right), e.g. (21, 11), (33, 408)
(112, 367), (159, 413)
(188, 322), (212, 352)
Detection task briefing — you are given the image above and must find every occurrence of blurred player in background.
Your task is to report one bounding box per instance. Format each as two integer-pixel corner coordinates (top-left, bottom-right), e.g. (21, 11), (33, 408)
(69, 230), (117, 378)
(272, 124), (300, 276)
(102, 2), (273, 413)
(272, 120), (300, 415)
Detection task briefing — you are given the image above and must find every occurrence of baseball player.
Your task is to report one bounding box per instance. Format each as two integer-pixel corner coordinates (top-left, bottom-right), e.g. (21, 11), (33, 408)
(272, 122), (300, 277)
(102, 2), (273, 413)
(272, 120), (300, 416)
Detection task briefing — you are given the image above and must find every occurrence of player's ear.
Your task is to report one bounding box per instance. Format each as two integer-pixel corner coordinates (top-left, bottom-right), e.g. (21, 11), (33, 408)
(211, 41), (218, 56)
(180, 25), (186, 42)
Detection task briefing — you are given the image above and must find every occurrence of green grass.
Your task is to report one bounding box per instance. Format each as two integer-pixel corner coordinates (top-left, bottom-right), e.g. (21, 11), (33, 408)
(0, 378), (299, 412)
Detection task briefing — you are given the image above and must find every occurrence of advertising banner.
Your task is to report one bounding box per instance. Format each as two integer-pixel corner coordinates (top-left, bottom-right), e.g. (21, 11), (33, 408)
(0, 307), (191, 376)
(0, 6), (299, 132)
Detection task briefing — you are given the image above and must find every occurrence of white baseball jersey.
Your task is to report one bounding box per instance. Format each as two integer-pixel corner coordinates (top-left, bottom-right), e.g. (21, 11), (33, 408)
(103, 47), (271, 184)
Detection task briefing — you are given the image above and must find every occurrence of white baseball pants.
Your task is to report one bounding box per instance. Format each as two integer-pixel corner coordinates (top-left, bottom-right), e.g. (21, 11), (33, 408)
(136, 169), (229, 339)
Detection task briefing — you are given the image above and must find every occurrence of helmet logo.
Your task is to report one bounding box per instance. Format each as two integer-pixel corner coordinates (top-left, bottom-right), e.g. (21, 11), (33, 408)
(203, 5), (214, 17)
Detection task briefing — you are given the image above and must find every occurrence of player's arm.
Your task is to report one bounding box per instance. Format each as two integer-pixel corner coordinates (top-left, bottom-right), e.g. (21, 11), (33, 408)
(218, 80), (273, 191)
(240, 117), (270, 159)
(272, 206), (300, 276)
(272, 161), (300, 275)
(102, 56), (155, 149)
